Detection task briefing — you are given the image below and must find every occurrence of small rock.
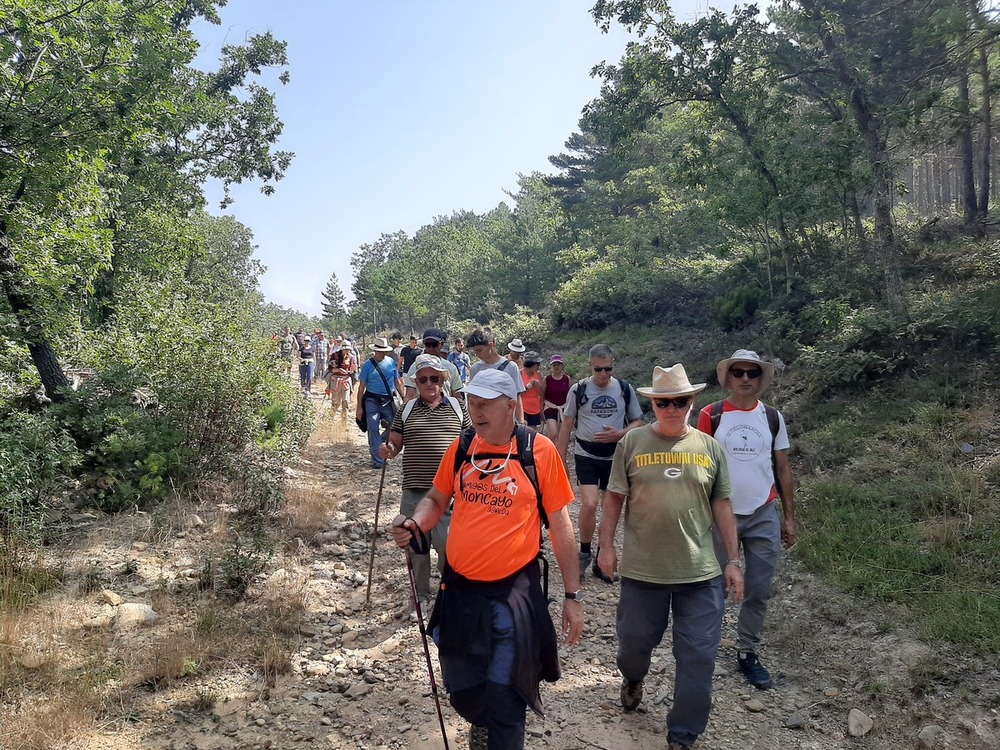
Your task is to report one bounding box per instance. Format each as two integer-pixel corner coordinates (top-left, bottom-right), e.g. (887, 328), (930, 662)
(116, 603), (158, 629)
(744, 699), (766, 713)
(824, 687), (840, 697)
(786, 713), (807, 729)
(344, 682), (371, 699)
(847, 708), (874, 737)
(99, 589), (124, 606)
(917, 725), (944, 749)
(18, 653), (45, 669)
(189, 514), (205, 528)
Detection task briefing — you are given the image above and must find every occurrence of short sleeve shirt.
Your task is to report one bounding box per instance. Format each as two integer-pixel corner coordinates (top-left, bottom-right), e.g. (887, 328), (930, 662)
(432, 432), (573, 582)
(564, 378), (643, 458)
(359, 356), (398, 396)
(469, 359), (526, 396)
(608, 426), (731, 584)
(697, 400), (789, 515)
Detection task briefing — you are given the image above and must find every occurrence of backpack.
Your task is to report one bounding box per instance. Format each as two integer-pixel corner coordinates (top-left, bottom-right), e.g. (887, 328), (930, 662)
(574, 377), (634, 428)
(707, 400), (783, 495)
(451, 424), (553, 600)
(401, 395), (463, 424)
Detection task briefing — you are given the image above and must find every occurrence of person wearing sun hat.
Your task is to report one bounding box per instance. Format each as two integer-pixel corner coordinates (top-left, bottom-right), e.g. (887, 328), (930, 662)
(506, 337), (526, 370)
(542, 354), (571, 437)
(696, 349), (794, 692)
(356, 336), (405, 468)
(598, 363), (742, 750)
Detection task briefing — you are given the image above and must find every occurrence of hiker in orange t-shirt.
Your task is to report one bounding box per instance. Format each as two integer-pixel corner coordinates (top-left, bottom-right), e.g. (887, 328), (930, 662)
(391, 368), (583, 750)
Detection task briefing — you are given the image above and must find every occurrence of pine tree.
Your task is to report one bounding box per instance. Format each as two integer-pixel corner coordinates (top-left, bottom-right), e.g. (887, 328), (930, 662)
(321, 272), (347, 331)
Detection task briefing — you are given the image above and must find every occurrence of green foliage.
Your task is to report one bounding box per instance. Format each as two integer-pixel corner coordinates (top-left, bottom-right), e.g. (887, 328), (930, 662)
(0, 411), (81, 557)
(711, 285), (764, 331)
(217, 520), (274, 596)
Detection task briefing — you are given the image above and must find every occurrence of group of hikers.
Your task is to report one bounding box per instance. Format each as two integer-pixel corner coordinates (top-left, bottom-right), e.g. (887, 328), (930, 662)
(333, 324), (797, 750)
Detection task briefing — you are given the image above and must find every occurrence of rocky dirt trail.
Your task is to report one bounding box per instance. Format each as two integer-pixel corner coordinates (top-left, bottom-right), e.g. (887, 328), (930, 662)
(18, 399), (1000, 750)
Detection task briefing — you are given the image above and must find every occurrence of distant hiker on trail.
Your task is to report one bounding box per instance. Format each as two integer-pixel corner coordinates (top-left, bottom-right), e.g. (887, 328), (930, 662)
(314, 331), (328, 385)
(543, 354), (571, 437)
(598, 364), (743, 750)
(506, 338), (526, 370)
(298, 336), (315, 392)
(447, 337), (472, 384)
(326, 334), (355, 417)
(399, 334), (422, 373)
(466, 328), (526, 423)
(402, 328), (463, 401)
(697, 349), (795, 692)
(380, 354), (471, 621)
(391, 331), (404, 360)
(280, 326), (296, 377)
(557, 343), (642, 584)
(356, 337), (404, 469)
(390, 368), (584, 750)
(520, 351), (545, 430)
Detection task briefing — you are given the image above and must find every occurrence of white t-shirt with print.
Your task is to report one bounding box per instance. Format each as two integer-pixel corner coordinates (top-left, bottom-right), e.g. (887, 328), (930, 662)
(711, 401), (789, 515)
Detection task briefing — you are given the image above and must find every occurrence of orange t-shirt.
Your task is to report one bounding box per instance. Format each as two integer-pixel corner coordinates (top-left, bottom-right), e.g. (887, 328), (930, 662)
(432, 431), (574, 582)
(521, 370), (543, 416)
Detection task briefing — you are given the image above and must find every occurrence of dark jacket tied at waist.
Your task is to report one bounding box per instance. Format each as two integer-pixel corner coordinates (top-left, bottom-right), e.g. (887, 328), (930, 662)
(428, 558), (560, 716)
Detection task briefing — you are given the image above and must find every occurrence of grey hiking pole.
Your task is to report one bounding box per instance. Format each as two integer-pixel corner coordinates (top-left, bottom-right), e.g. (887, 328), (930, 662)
(405, 525), (450, 750)
(365, 455), (389, 604)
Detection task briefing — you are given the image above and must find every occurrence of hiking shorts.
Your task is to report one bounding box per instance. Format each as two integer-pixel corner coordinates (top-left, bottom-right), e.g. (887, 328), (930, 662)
(574, 454), (613, 490)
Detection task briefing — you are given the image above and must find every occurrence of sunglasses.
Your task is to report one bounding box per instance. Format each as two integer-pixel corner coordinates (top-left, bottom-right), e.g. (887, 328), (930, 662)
(423, 341), (442, 347)
(525, 362), (539, 368)
(730, 367), (762, 380)
(592, 366), (613, 373)
(416, 375), (443, 384)
(653, 397), (692, 410)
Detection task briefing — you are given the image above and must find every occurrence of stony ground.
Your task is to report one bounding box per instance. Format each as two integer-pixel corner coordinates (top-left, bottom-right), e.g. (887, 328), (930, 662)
(8, 395), (1000, 750)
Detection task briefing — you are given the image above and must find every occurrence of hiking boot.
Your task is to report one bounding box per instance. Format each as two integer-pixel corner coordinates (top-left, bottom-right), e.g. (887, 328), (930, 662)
(592, 549), (615, 583)
(738, 651), (773, 690)
(578, 551), (591, 584)
(620, 678), (643, 712)
(468, 724), (488, 750)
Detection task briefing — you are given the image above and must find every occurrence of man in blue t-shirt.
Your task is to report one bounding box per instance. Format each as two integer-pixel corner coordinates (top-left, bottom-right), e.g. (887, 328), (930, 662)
(356, 337), (404, 468)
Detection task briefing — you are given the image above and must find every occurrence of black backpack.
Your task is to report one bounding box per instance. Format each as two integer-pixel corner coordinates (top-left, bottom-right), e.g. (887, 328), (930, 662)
(706, 400), (783, 495)
(574, 376), (634, 428)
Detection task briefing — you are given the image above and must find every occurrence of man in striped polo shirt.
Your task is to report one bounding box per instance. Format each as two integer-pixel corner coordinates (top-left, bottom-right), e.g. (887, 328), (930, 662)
(381, 354), (471, 619)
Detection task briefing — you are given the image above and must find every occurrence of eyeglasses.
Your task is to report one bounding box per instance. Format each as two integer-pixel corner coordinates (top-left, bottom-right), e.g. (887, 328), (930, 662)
(592, 366), (613, 373)
(653, 397), (692, 410)
(729, 367), (762, 380)
(416, 375), (443, 384)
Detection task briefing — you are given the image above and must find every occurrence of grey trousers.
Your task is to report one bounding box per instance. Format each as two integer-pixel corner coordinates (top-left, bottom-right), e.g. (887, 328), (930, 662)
(617, 576), (724, 747)
(400, 487), (450, 599)
(714, 500), (782, 653)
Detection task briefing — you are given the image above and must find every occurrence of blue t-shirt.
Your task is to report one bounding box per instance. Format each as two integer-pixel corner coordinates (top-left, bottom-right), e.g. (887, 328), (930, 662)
(360, 356), (398, 396)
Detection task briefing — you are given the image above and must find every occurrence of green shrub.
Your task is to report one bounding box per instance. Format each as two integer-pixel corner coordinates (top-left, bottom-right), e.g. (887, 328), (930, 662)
(711, 285), (764, 331)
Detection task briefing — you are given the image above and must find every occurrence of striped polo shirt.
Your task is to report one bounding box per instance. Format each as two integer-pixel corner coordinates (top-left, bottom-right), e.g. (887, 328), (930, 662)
(389, 397), (472, 490)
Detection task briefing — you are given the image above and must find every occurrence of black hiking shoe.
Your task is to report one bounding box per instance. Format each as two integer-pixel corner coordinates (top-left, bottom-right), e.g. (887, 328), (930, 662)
(592, 551), (615, 583)
(620, 678), (643, 711)
(578, 551), (591, 584)
(738, 651), (773, 690)
(468, 724), (488, 750)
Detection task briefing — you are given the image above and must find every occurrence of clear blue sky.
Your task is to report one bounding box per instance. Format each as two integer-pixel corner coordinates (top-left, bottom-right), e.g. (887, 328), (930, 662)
(196, 1), (707, 317)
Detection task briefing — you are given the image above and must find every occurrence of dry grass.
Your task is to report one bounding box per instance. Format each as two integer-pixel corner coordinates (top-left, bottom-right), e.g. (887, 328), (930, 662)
(0, 695), (99, 750)
(280, 484), (335, 544)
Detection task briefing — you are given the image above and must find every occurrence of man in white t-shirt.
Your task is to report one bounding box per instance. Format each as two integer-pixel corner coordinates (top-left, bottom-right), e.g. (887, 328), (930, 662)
(696, 349), (795, 691)
(557, 344), (643, 584)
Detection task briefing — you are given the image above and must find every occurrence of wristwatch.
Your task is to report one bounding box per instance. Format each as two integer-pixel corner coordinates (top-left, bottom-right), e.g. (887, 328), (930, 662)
(565, 590), (585, 602)
(726, 559), (744, 570)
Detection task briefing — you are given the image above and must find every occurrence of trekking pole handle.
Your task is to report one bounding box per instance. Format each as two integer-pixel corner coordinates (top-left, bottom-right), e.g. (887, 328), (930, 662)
(392, 514), (430, 555)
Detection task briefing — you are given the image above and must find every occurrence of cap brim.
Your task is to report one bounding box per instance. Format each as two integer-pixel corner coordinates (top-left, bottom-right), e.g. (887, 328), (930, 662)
(636, 383), (707, 398)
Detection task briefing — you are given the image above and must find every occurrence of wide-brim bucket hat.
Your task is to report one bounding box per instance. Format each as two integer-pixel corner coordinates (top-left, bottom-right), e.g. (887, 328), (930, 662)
(369, 337), (394, 352)
(716, 349), (775, 390)
(635, 364), (707, 398)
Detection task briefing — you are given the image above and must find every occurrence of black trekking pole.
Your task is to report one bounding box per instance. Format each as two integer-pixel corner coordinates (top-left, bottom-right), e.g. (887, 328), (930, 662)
(405, 532), (450, 750)
(365, 454), (389, 604)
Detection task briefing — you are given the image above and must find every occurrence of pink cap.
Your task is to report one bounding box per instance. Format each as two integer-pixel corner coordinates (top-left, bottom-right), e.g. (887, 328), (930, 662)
(549, 354), (564, 363)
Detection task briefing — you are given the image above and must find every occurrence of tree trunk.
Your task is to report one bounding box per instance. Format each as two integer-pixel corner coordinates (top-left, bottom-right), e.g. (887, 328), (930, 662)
(0, 228), (70, 402)
(978, 43), (992, 220)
